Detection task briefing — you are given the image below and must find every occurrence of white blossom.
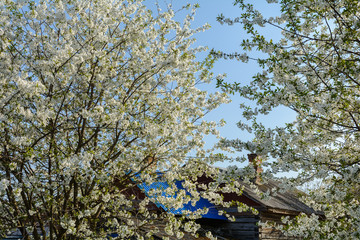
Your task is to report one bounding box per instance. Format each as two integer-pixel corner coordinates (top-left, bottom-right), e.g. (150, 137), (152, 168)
(0, 0), (232, 238)
(218, 0), (360, 238)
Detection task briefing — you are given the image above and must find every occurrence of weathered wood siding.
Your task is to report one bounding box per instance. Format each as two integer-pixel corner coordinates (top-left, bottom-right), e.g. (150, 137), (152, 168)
(198, 215), (259, 240)
(259, 212), (302, 240)
(230, 216), (259, 240)
(260, 228), (302, 240)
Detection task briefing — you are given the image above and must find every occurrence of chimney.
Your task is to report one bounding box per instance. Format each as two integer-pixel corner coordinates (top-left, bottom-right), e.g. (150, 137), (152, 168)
(247, 153), (262, 184)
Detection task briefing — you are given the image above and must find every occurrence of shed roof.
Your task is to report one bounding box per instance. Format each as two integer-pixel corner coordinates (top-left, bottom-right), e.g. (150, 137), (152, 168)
(195, 173), (318, 216)
(239, 179), (317, 215)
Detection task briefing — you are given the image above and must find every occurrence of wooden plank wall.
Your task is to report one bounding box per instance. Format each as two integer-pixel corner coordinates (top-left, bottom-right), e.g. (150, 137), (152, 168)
(259, 228), (301, 240)
(198, 213), (303, 240)
(259, 212), (302, 240)
(198, 215), (259, 240)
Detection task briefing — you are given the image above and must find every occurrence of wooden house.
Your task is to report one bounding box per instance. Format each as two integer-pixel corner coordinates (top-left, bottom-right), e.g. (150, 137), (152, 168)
(195, 177), (317, 240)
(132, 154), (320, 240)
(131, 160), (319, 240)
(191, 154), (319, 240)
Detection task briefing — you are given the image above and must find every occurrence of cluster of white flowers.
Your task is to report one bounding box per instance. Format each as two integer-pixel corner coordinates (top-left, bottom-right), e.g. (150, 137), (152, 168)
(0, 0), (232, 238)
(217, 0), (360, 239)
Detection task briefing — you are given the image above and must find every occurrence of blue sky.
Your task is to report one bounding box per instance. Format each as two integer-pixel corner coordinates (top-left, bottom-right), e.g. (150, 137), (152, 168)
(187, 0), (297, 167)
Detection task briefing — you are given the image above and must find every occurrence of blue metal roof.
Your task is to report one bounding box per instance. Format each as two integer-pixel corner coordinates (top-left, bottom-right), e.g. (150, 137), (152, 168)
(137, 175), (226, 220)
